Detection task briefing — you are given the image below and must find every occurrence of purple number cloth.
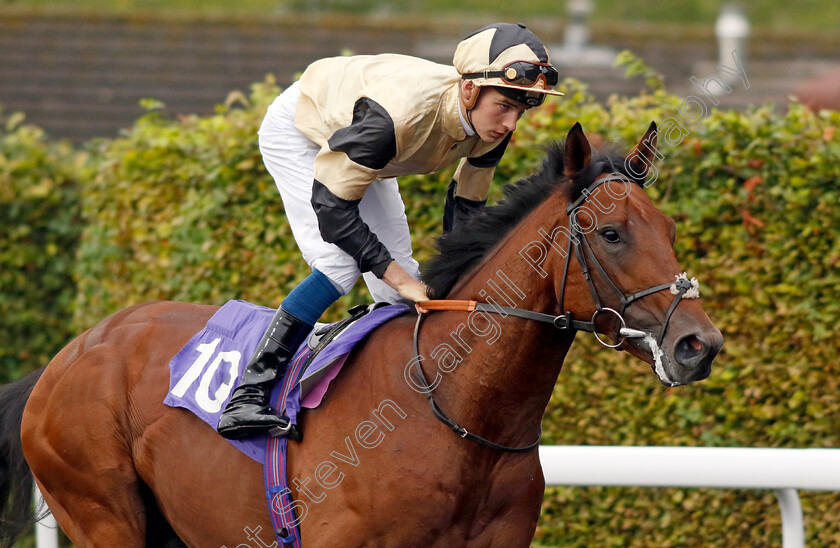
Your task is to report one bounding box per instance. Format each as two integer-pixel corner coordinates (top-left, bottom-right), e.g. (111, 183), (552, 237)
(163, 299), (409, 464)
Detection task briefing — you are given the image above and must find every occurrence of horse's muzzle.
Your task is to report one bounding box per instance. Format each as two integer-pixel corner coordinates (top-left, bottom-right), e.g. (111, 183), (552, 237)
(671, 329), (724, 382)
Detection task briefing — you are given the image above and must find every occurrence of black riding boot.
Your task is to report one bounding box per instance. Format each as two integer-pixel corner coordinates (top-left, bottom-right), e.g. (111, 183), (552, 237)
(217, 307), (311, 440)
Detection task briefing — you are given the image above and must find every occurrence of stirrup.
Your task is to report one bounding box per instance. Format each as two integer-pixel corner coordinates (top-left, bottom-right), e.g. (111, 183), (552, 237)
(270, 422), (303, 442)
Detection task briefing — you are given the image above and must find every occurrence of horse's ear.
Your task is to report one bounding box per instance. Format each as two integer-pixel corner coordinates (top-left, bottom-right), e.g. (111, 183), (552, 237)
(564, 122), (591, 177)
(624, 121), (658, 180)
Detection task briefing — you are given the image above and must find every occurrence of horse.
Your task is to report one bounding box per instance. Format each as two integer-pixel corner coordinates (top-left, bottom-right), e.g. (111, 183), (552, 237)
(0, 122), (723, 548)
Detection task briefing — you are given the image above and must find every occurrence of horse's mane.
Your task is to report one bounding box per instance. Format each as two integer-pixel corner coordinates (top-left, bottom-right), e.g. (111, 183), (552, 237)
(423, 140), (643, 299)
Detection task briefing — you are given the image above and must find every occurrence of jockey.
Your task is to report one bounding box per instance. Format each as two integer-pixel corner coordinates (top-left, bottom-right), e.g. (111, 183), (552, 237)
(218, 22), (563, 439)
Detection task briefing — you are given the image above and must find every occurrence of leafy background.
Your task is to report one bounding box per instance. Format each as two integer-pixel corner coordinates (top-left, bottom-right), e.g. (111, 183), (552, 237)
(2, 52), (839, 546)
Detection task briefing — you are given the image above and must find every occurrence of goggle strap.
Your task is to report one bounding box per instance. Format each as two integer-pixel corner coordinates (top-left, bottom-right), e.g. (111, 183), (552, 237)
(461, 71), (506, 80)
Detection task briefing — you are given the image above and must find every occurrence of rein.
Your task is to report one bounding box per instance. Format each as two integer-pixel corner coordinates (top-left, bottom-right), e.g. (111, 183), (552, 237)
(410, 173), (700, 454)
(410, 312), (542, 453)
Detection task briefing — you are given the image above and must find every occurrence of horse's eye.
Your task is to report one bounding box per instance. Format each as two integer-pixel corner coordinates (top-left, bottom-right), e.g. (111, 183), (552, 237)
(602, 228), (622, 243)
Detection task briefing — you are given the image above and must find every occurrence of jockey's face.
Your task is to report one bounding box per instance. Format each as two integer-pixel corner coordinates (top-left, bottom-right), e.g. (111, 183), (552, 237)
(464, 86), (530, 144)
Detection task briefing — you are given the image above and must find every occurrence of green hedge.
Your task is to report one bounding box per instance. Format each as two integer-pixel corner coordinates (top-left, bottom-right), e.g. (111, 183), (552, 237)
(5, 58), (840, 546)
(0, 112), (84, 383)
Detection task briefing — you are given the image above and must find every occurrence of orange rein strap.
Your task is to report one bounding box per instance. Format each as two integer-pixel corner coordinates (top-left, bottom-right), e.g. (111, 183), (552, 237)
(416, 299), (653, 349)
(418, 299), (597, 333)
(417, 300), (477, 312)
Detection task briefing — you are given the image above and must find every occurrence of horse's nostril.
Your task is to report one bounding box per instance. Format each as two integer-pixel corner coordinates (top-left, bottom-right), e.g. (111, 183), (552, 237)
(687, 337), (703, 352)
(674, 334), (707, 367)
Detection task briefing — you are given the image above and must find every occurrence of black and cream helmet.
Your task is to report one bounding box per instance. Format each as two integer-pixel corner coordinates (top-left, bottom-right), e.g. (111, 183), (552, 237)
(454, 23), (563, 107)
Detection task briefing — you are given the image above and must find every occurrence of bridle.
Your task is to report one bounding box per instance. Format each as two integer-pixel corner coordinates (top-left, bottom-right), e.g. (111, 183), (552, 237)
(411, 172), (700, 453)
(557, 173), (699, 348)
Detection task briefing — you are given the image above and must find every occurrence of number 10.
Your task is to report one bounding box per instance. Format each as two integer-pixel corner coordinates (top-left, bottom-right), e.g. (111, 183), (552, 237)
(170, 338), (242, 414)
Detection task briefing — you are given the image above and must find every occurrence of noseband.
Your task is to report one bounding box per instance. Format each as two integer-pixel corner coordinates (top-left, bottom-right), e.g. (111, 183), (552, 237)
(412, 172), (700, 452)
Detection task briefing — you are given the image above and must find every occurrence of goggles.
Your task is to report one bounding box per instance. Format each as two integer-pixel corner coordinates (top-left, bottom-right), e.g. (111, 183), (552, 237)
(462, 61), (560, 88)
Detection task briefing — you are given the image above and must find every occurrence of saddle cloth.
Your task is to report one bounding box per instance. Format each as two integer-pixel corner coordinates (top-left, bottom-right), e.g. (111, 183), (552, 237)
(163, 299), (408, 461)
(163, 299), (409, 545)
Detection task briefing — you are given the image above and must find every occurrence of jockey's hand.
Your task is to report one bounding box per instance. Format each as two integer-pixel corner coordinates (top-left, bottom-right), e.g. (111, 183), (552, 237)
(381, 261), (429, 313)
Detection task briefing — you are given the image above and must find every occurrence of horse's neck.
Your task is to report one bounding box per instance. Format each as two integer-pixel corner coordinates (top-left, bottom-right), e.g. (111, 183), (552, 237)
(423, 208), (576, 444)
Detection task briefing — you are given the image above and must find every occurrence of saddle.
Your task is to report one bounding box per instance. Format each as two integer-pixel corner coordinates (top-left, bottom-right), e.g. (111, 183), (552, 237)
(300, 302), (392, 391)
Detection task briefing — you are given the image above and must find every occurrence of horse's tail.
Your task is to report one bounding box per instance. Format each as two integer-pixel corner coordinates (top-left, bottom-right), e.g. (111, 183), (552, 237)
(0, 367), (46, 548)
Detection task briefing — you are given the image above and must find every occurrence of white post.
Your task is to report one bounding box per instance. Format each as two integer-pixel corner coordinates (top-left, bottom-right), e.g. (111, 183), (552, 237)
(775, 489), (804, 548)
(714, 4), (750, 88)
(564, 0), (594, 51)
(33, 483), (59, 548)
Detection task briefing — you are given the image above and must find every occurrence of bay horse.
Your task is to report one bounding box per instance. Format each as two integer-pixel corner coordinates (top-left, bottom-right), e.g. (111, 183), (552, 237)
(1, 122), (722, 548)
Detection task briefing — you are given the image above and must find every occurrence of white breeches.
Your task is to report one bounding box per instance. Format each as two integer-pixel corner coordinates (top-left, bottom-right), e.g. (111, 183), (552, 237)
(257, 82), (421, 304)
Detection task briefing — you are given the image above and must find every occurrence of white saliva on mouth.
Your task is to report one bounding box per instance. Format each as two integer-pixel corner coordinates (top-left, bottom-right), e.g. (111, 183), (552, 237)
(642, 332), (678, 387)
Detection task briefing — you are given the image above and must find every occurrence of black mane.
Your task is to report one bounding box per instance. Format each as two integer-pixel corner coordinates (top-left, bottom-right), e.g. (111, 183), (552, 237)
(423, 140), (642, 299)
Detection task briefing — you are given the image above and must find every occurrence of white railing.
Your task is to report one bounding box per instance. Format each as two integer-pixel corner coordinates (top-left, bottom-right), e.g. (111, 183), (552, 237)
(34, 446), (840, 548)
(540, 446), (840, 548)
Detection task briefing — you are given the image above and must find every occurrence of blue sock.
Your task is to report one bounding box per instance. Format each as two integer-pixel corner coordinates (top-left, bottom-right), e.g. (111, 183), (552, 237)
(280, 269), (342, 325)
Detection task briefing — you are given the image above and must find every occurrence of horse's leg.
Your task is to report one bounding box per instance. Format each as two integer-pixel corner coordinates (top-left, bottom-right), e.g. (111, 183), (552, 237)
(22, 322), (151, 547)
(25, 415), (148, 546)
